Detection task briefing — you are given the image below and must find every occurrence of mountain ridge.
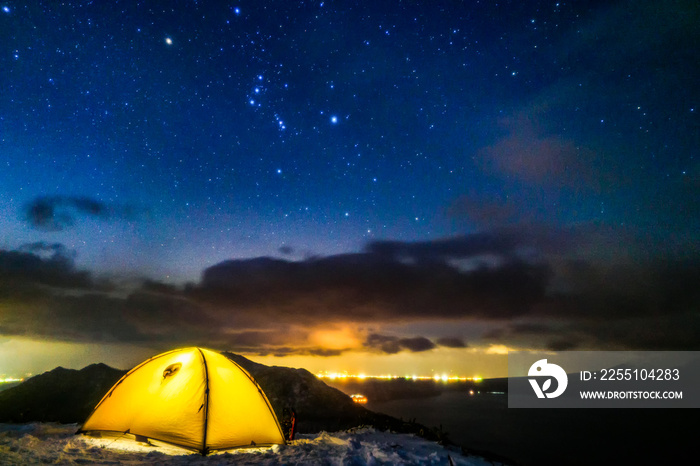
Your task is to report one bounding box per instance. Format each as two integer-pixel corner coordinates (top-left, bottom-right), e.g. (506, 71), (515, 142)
(0, 352), (445, 442)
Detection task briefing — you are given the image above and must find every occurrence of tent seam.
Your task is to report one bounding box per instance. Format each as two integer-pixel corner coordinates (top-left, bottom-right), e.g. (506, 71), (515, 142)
(197, 348), (211, 456)
(77, 347), (189, 432)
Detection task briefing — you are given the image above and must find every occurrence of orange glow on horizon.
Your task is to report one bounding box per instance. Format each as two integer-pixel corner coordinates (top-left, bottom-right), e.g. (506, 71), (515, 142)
(485, 344), (512, 355)
(251, 347), (509, 379)
(308, 327), (362, 350)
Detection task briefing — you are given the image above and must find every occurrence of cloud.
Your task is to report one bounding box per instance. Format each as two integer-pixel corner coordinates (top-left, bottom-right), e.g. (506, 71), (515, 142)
(436, 337), (467, 348)
(18, 242), (76, 259)
(458, 0), (699, 235)
(477, 116), (604, 193)
(482, 322), (581, 351)
(186, 236), (699, 351)
(193, 253), (552, 324)
(366, 226), (580, 260)
(365, 334), (436, 354)
(25, 196), (140, 231)
(0, 245), (91, 289)
(546, 339), (579, 352)
(0, 290), (144, 343)
(0, 227), (698, 354)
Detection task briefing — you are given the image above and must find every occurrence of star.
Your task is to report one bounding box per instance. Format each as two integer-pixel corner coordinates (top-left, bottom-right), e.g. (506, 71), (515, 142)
(1, 0), (696, 385)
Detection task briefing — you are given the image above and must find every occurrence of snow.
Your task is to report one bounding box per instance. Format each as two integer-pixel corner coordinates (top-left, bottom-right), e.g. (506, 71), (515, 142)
(0, 423), (498, 465)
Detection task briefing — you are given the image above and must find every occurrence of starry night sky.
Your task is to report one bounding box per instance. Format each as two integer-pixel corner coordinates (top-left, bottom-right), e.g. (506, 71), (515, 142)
(0, 0), (698, 376)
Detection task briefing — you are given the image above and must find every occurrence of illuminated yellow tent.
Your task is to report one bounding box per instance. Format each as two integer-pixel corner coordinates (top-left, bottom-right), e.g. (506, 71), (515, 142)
(78, 347), (285, 454)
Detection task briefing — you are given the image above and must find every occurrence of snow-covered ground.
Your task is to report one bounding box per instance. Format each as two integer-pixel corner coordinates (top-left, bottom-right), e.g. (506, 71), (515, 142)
(0, 423), (500, 465)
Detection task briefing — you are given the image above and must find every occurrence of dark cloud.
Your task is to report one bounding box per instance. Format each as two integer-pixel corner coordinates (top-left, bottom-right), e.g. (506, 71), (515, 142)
(227, 330), (285, 347)
(483, 322), (582, 351)
(0, 246), (90, 289)
(366, 225), (587, 261)
(546, 339), (580, 352)
(306, 348), (345, 357)
(436, 337), (467, 348)
(364, 335), (400, 354)
(193, 253), (552, 324)
(226, 346), (344, 358)
(366, 231), (525, 259)
(0, 226), (698, 353)
(219, 329), (315, 354)
(367, 222), (656, 263)
(18, 242), (76, 260)
(0, 289), (144, 343)
(398, 337), (436, 352)
(365, 334), (436, 354)
(121, 291), (216, 341)
(549, 312), (700, 352)
(25, 196), (140, 231)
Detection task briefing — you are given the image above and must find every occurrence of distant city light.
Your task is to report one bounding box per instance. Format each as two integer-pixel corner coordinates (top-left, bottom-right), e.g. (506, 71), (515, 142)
(0, 377), (23, 383)
(316, 372), (481, 382)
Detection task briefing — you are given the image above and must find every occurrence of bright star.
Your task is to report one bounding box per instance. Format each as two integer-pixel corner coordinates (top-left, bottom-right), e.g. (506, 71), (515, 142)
(330, 116), (338, 124)
(2, 6), (10, 13)
(165, 37), (173, 45)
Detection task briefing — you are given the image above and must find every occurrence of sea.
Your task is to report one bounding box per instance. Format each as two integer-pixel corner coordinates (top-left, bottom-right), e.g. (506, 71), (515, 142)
(365, 389), (692, 466)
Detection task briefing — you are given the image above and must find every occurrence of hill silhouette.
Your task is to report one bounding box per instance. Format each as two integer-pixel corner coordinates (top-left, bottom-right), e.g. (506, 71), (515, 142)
(0, 352), (443, 442)
(0, 363), (124, 423)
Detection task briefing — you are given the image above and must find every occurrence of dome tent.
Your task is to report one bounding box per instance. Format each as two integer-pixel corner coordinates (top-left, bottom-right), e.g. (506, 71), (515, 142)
(78, 347), (285, 455)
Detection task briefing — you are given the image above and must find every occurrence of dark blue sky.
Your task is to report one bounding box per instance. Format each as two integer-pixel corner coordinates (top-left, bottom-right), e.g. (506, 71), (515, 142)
(0, 0), (697, 375)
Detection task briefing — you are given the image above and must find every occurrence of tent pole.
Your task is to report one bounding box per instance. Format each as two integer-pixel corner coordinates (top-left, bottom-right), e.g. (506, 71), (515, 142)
(197, 348), (211, 455)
